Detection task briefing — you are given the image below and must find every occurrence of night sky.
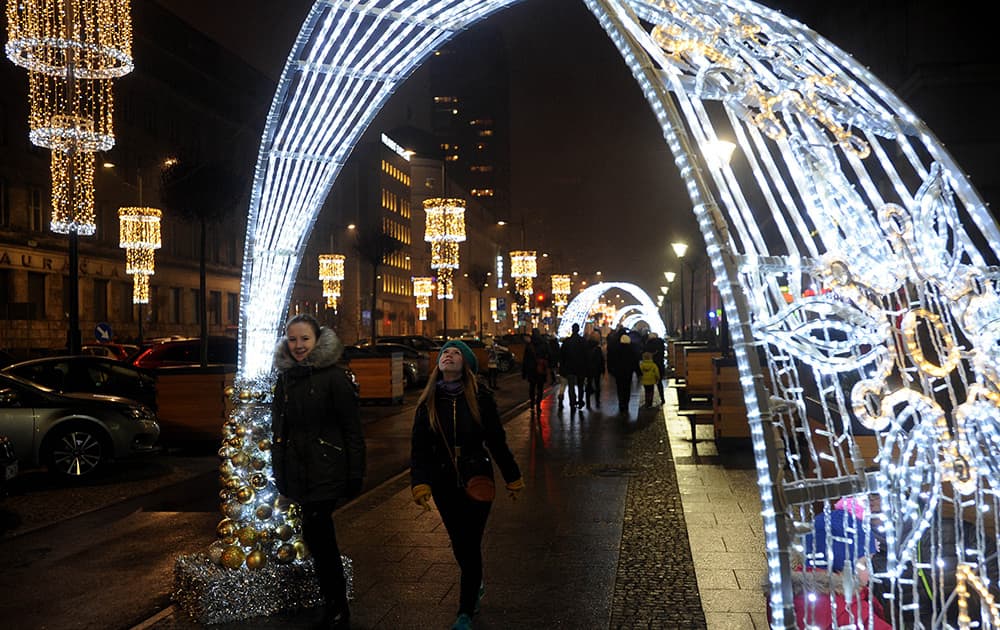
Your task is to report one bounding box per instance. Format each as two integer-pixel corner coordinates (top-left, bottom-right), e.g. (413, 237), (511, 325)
(153, 0), (998, 296)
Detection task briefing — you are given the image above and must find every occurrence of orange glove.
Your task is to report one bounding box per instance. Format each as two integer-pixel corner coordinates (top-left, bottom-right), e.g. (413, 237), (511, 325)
(412, 483), (433, 511)
(506, 478), (525, 501)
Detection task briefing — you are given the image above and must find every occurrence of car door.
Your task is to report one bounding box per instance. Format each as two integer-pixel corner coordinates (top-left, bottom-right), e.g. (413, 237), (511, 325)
(0, 377), (39, 464)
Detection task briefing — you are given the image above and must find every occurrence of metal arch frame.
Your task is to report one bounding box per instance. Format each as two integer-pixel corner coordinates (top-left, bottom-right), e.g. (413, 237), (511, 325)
(555, 281), (666, 339)
(237, 0), (525, 380)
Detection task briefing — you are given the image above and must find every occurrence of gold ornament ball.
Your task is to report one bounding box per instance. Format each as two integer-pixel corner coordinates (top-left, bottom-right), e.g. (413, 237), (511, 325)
(257, 529), (273, 544)
(275, 543), (296, 563)
(275, 496), (293, 511)
(246, 549), (266, 570)
(227, 437), (242, 449)
(231, 452), (250, 468)
(216, 518), (236, 538)
(236, 486), (255, 504)
(235, 425), (247, 437)
(237, 525), (258, 547)
(275, 524), (294, 541)
(251, 457), (267, 471)
(224, 386), (235, 398)
(255, 504), (273, 520)
(294, 540), (310, 560)
(258, 439), (271, 451)
(218, 489), (231, 501)
(225, 477), (241, 491)
(218, 446), (234, 459)
(223, 501), (244, 520)
(286, 504), (301, 520)
(250, 473), (267, 489)
(208, 540), (227, 564)
(239, 389), (252, 402)
(220, 545), (246, 569)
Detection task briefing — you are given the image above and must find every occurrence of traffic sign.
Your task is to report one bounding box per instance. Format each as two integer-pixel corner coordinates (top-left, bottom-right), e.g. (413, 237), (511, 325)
(497, 297), (506, 311)
(95, 322), (113, 342)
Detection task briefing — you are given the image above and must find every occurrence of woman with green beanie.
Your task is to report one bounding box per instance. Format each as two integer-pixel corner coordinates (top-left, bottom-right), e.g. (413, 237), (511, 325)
(410, 340), (524, 630)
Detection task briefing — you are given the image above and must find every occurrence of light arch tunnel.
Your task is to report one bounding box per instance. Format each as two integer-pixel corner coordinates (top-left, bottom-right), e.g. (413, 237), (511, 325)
(554, 281), (666, 340)
(237, 0), (1000, 625)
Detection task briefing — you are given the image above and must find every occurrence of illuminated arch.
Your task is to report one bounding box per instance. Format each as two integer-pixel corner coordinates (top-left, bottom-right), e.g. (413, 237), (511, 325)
(555, 281), (665, 339)
(235, 0), (1000, 624)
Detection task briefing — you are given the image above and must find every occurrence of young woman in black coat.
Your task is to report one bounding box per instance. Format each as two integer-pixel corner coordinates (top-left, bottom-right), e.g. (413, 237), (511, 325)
(271, 314), (365, 629)
(410, 340), (524, 630)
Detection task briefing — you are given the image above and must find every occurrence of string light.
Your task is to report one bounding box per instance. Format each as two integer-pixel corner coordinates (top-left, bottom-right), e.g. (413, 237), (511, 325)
(50, 149), (95, 234)
(412, 276), (434, 320)
(5, 0), (134, 79)
(118, 206), (161, 305)
(318, 254), (345, 310)
(423, 198), (467, 242)
(131, 272), (149, 304)
(28, 72), (115, 151)
(551, 274), (571, 315)
(510, 250), (537, 298)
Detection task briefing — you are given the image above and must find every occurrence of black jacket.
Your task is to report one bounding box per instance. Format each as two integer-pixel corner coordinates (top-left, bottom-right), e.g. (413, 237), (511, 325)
(559, 333), (588, 377)
(410, 384), (520, 490)
(271, 328), (365, 503)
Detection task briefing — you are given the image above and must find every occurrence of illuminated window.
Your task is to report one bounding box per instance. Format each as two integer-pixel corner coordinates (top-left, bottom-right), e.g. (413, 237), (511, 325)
(478, 130), (494, 137)
(469, 118), (494, 126)
(476, 143), (486, 150)
(445, 155), (459, 162)
(471, 189), (495, 197)
(433, 96), (458, 104)
(470, 165), (494, 173)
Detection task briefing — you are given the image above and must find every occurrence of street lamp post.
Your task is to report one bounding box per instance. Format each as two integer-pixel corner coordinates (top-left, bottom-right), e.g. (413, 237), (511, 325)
(671, 242), (688, 339)
(663, 271), (676, 335)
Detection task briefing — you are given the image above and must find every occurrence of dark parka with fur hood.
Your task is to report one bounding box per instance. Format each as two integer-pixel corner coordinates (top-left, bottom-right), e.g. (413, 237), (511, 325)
(271, 327), (365, 503)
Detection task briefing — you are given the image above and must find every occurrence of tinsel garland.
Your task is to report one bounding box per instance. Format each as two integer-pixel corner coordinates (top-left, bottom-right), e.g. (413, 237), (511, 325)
(173, 553), (353, 624)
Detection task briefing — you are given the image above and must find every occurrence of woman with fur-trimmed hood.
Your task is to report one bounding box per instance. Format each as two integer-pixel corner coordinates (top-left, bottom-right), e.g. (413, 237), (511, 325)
(271, 314), (365, 629)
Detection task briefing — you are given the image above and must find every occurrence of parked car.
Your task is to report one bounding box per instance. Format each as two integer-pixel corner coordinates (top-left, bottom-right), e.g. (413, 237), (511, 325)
(0, 350), (15, 369)
(0, 434), (17, 495)
(375, 335), (441, 352)
(369, 342), (430, 387)
(81, 342), (140, 362)
(3, 355), (158, 410)
(455, 338), (516, 372)
(0, 372), (160, 478)
(131, 336), (238, 369)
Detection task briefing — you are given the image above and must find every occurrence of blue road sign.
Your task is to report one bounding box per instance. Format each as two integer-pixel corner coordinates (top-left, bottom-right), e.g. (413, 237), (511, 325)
(95, 322), (113, 342)
(497, 297), (506, 311)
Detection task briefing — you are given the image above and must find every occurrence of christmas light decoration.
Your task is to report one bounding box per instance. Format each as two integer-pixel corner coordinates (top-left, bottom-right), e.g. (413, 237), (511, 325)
(28, 72), (115, 151)
(223, 0), (1000, 624)
(425, 199), (465, 302)
(318, 254), (345, 310)
(490, 296), (499, 323)
(412, 276), (434, 320)
(50, 148), (95, 234)
(509, 250), (536, 298)
(557, 282), (665, 340)
(131, 272), (149, 304)
(5, 0), (134, 79)
(118, 206), (161, 306)
(551, 274), (571, 315)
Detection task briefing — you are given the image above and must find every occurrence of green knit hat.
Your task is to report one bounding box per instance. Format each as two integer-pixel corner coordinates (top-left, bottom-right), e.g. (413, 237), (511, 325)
(438, 340), (478, 374)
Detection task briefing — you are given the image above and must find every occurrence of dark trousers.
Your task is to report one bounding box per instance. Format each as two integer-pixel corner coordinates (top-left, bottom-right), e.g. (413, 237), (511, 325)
(566, 374), (584, 406)
(528, 378), (546, 407)
(302, 500), (348, 611)
(585, 374), (601, 406)
(643, 384), (655, 406)
(614, 373), (632, 411)
(432, 483), (492, 616)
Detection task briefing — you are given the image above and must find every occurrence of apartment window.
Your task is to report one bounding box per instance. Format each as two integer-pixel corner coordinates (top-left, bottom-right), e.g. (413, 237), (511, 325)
(171, 287), (182, 324)
(27, 272), (45, 320)
(93, 279), (108, 322)
(191, 289), (201, 324)
(0, 178), (9, 226)
(227, 292), (239, 325)
(120, 281), (134, 323)
(28, 187), (44, 231)
(209, 291), (222, 326)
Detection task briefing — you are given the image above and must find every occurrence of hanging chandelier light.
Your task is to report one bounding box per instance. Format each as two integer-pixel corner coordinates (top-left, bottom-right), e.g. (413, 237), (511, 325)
(131, 271), (149, 304)
(412, 276), (434, 321)
(424, 198), (465, 302)
(5, 0), (135, 79)
(490, 296), (499, 323)
(50, 148), (95, 234)
(510, 250), (537, 298)
(552, 274), (571, 315)
(28, 71), (115, 151)
(318, 254), (345, 310)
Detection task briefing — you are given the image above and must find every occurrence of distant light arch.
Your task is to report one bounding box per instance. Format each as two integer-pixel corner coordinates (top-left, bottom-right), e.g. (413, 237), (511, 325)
(556, 282), (665, 340)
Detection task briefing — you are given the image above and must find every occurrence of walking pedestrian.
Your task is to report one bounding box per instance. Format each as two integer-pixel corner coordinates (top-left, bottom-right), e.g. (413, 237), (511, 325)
(271, 314), (365, 630)
(410, 340), (525, 630)
(521, 328), (551, 411)
(639, 351), (661, 407)
(485, 341), (499, 389)
(607, 332), (639, 413)
(643, 332), (666, 404)
(584, 332), (605, 410)
(559, 323), (587, 409)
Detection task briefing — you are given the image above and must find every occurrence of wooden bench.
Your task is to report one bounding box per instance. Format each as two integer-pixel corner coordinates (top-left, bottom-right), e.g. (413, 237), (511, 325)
(677, 346), (720, 409)
(668, 340), (707, 383)
(713, 356), (752, 451)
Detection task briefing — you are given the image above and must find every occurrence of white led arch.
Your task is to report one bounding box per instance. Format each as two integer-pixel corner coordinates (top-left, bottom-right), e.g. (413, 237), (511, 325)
(555, 281), (666, 339)
(238, 0), (1000, 626)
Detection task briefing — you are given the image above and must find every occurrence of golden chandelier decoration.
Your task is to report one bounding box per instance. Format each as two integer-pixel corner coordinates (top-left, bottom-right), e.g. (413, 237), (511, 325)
(551, 274), (571, 315)
(412, 276), (434, 321)
(318, 254), (346, 310)
(510, 250), (537, 297)
(424, 198), (465, 301)
(118, 206), (161, 304)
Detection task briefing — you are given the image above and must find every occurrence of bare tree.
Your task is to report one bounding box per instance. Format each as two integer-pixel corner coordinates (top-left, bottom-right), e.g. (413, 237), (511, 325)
(353, 230), (404, 344)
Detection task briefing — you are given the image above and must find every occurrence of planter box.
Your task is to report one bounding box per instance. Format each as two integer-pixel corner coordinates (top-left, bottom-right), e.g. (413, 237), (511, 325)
(155, 364), (235, 442)
(348, 354), (404, 404)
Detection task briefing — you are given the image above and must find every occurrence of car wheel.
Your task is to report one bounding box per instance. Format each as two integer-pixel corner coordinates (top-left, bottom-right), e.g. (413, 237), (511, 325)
(44, 423), (110, 478)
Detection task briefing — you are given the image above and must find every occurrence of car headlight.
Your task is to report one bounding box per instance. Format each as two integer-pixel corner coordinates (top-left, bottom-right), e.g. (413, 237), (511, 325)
(127, 404), (155, 422)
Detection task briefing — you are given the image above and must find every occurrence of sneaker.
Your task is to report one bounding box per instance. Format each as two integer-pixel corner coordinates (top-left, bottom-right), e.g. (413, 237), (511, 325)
(451, 613), (473, 630)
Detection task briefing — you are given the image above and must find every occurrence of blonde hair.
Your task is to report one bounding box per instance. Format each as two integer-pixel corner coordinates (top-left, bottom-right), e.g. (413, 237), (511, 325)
(416, 364), (481, 434)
